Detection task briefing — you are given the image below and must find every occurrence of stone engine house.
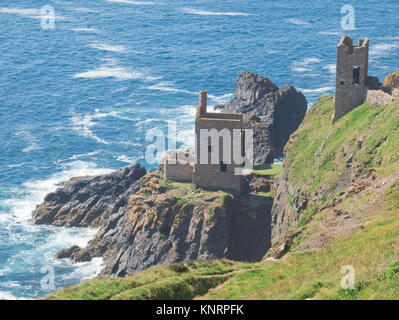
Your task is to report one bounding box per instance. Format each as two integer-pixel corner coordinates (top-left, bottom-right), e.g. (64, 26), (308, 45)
(333, 35), (370, 122)
(164, 90), (244, 193)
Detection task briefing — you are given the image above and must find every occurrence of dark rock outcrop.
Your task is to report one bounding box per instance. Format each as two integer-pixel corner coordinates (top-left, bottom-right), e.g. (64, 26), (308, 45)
(32, 164), (147, 227)
(215, 71), (307, 164)
(383, 70), (399, 89)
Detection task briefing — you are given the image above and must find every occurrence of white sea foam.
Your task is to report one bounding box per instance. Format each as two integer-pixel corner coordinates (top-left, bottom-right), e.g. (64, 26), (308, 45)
(298, 86), (334, 93)
(116, 155), (138, 164)
(112, 87), (128, 93)
(71, 28), (99, 33)
(0, 161), (110, 297)
(292, 67), (311, 73)
(1, 161), (112, 222)
(318, 31), (342, 36)
(286, 18), (310, 26)
(370, 43), (399, 59)
(22, 143), (41, 153)
(56, 257), (103, 282)
(7, 163), (24, 168)
(292, 58), (321, 73)
(323, 64), (336, 74)
(135, 118), (162, 126)
(182, 8), (251, 16)
(376, 36), (399, 41)
(208, 93), (233, 105)
(89, 43), (129, 53)
(15, 131), (41, 153)
(0, 291), (18, 300)
(147, 81), (197, 95)
(74, 59), (159, 81)
(148, 82), (232, 105)
(70, 7), (99, 13)
(106, 0), (155, 4)
(70, 109), (139, 144)
(70, 112), (109, 145)
(0, 7), (67, 21)
(69, 150), (102, 160)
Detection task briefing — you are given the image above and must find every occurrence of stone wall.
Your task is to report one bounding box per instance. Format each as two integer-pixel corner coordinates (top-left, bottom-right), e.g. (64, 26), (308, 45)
(164, 150), (194, 181)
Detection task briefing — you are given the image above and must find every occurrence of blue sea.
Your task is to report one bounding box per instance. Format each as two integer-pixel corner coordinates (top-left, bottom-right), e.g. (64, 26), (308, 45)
(0, 0), (398, 299)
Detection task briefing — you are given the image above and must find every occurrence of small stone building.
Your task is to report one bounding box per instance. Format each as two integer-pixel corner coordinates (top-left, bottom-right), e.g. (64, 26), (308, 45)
(164, 91), (244, 193)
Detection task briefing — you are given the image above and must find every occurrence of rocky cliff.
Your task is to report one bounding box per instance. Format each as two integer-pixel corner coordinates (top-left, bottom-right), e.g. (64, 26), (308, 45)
(216, 71), (307, 164)
(33, 165), (275, 277)
(270, 92), (399, 256)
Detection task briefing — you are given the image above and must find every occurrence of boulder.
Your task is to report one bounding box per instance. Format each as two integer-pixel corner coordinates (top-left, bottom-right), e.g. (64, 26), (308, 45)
(215, 71), (307, 164)
(366, 90), (393, 108)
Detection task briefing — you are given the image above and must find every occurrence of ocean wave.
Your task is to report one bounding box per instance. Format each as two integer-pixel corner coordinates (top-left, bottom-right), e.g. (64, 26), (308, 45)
(147, 82), (232, 105)
(22, 143), (41, 153)
(182, 8), (251, 16)
(15, 131), (41, 153)
(116, 155), (138, 164)
(0, 7), (68, 21)
(292, 58), (321, 73)
(0, 291), (18, 300)
(70, 109), (139, 144)
(0, 161), (109, 299)
(70, 112), (109, 145)
(135, 118), (163, 126)
(69, 150), (102, 160)
(7, 163), (24, 168)
(74, 59), (159, 81)
(70, 7), (99, 13)
(89, 43), (129, 53)
(147, 81), (197, 95)
(323, 64), (336, 74)
(298, 86), (334, 93)
(208, 93), (233, 105)
(318, 31), (342, 36)
(376, 36), (399, 41)
(58, 257), (103, 282)
(285, 18), (311, 26)
(1, 161), (112, 222)
(370, 43), (399, 59)
(106, 0), (155, 4)
(71, 28), (99, 33)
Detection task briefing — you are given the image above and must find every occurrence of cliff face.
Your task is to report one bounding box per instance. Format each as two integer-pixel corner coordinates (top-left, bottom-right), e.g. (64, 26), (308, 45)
(33, 166), (273, 277)
(216, 71), (307, 164)
(270, 93), (399, 255)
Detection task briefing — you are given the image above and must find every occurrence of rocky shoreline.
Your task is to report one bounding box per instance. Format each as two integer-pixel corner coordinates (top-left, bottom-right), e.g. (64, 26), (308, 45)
(31, 71), (307, 279)
(32, 165), (275, 277)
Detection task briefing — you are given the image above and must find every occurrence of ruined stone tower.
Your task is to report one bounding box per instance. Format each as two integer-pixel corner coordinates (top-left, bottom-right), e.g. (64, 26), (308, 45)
(333, 35), (369, 122)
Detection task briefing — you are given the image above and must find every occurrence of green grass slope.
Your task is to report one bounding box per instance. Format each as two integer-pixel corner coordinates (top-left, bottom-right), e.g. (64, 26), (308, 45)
(50, 95), (399, 300)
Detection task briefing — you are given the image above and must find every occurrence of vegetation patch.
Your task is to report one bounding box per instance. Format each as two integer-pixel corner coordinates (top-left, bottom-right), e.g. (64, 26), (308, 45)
(252, 163), (282, 178)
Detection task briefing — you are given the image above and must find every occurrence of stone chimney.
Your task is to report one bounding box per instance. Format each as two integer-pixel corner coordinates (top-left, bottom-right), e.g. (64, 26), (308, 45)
(199, 90), (207, 116)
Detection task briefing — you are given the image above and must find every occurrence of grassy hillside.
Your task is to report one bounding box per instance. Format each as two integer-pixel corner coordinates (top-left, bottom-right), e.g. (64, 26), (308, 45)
(49, 95), (399, 300)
